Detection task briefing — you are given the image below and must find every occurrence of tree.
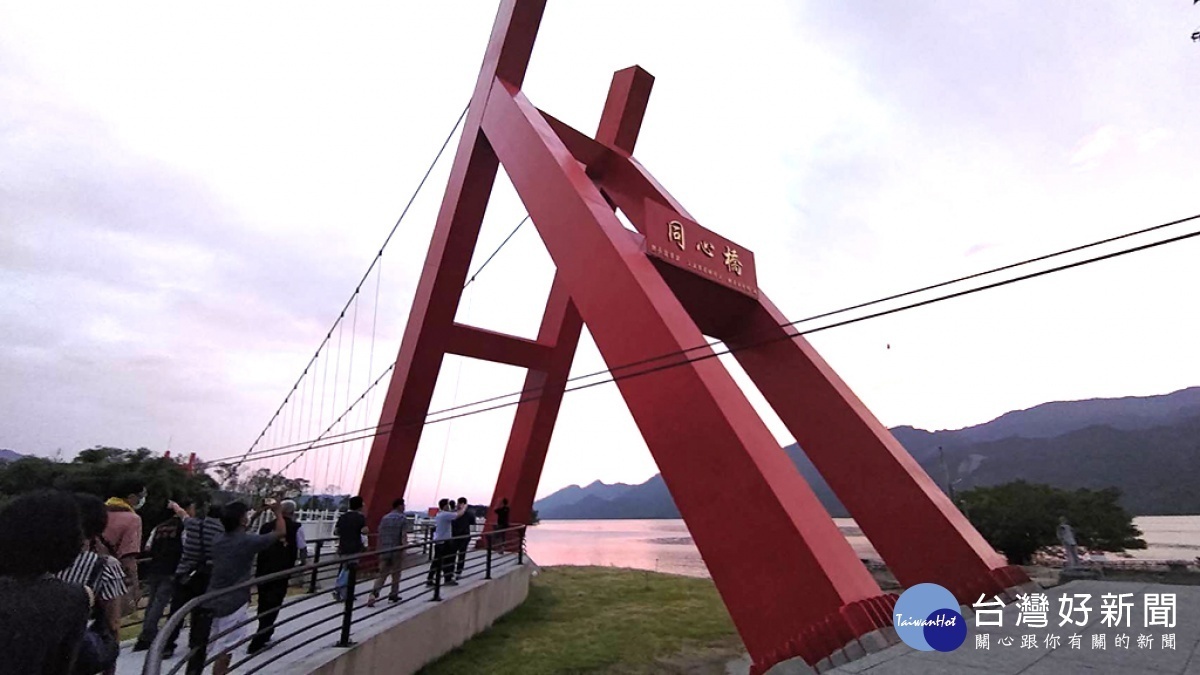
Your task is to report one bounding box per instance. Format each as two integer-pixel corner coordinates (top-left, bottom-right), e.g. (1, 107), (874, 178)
(208, 463), (310, 503)
(1064, 486), (1146, 553)
(0, 446), (218, 538)
(958, 481), (1145, 565)
(210, 462), (242, 492)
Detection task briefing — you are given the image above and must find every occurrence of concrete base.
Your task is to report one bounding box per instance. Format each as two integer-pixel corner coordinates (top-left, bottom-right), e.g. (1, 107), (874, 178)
(764, 656), (817, 675)
(1058, 567), (1103, 582)
(295, 564), (532, 675)
(763, 624), (902, 675)
(1000, 579), (1045, 602)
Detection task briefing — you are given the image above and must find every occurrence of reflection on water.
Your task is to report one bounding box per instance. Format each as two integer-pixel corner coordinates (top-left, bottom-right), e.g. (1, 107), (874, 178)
(525, 516), (1199, 577)
(525, 519), (709, 578)
(1132, 516), (1200, 559)
(524, 518), (875, 578)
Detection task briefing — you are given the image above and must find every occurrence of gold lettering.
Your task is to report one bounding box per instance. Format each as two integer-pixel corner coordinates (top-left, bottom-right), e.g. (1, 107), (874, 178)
(668, 221), (686, 251)
(723, 247), (743, 276)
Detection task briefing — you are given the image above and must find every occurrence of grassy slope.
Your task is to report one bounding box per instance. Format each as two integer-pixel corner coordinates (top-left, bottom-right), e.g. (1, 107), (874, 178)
(420, 566), (743, 675)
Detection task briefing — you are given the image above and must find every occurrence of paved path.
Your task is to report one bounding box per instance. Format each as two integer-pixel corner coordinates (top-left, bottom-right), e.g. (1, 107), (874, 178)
(120, 569), (1199, 674)
(115, 548), (523, 675)
(829, 580), (1200, 674)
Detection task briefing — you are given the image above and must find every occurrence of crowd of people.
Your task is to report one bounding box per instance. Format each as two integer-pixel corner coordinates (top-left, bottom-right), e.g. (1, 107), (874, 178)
(0, 486), (138, 675)
(0, 485), (515, 675)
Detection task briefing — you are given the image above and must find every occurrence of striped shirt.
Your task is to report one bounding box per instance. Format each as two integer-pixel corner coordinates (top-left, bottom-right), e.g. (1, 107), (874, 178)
(176, 516), (224, 576)
(55, 550), (127, 602)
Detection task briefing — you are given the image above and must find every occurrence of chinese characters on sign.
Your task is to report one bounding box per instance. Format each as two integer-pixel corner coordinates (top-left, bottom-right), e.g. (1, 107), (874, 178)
(642, 203), (758, 298)
(723, 246), (743, 276)
(668, 221), (686, 250)
(970, 592), (1178, 651)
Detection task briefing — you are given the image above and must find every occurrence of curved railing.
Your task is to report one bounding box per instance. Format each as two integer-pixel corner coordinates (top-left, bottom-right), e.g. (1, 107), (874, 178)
(140, 525), (527, 675)
(122, 520), (447, 635)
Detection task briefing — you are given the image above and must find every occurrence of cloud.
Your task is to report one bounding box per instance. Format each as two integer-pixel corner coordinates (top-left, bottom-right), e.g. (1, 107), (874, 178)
(1069, 125), (1122, 169)
(0, 52), (396, 458)
(963, 242), (998, 257)
(3, 2), (1199, 506)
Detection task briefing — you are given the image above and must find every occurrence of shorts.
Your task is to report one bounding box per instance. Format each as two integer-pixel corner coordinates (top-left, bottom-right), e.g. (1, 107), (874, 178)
(210, 604), (251, 655)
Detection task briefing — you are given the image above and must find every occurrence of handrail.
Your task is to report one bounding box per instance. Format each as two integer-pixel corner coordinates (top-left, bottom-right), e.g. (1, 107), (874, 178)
(141, 524), (527, 675)
(123, 521), (464, 631)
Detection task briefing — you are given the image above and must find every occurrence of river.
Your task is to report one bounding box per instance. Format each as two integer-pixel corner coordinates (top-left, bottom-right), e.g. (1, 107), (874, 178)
(524, 517), (1200, 578)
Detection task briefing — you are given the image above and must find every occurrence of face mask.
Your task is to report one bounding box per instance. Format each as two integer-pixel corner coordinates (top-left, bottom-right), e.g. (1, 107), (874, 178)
(135, 494), (147, 510)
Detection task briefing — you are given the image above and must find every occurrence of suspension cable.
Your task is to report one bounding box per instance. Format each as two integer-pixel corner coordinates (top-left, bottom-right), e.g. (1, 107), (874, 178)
(233, 102), (470, 468)
(210, 211), (1200, 466)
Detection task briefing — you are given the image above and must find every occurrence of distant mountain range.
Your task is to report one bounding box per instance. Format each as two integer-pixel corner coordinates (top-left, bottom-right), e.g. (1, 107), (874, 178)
(535, 387), (1200, 519)
(0, 449), (23, 463)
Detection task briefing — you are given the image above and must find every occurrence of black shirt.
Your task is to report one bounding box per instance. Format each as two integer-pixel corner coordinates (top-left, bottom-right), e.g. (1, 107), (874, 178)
(451, 507), (473, 538)
(0, 576), (89, 675)
(335, 510), (367, 555)
(256, 518), (302, 576)
(146, 516), (185, 576)
(495, 505), (510, 529)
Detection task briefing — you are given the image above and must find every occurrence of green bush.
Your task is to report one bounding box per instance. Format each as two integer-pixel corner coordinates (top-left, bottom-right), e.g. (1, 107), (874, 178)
(958, 480), (1146, 564)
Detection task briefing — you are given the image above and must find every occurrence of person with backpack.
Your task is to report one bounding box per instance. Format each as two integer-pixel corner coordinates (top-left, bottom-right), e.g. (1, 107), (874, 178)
(56, 494), (127, 675)
(163, 501), (223, 661)
(0, 491), (91, 675)
(132, 498), (191, 652)
(247, 499), (305, 654)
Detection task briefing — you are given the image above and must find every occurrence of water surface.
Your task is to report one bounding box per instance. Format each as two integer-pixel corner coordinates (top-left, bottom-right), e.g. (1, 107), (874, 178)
(525, 517), (1200, 577)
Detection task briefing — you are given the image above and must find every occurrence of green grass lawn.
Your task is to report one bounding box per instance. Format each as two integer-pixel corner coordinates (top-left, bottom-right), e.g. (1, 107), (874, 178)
(420, 566), (744, 675)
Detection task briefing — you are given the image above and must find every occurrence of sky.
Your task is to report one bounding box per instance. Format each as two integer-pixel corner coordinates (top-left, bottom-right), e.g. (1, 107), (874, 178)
(3, 2), (1199, 508)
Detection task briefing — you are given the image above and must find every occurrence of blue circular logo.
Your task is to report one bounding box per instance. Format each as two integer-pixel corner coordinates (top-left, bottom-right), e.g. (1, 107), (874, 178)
(893, 583), (966, 652)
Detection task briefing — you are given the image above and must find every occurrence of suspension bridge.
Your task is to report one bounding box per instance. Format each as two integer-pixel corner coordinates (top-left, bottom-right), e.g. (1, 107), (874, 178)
(132, 1), (1200, 673)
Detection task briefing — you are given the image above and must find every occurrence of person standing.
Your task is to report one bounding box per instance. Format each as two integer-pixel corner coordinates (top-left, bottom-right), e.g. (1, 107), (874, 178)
(101, 478), (145, 617)
(426, 499), (466, 587)
(368, 498), (409, 607)
(333, 496), (368, 602)
(57, 494), (128, 675)
(451, 497), (473, 578)
(164, 502), (223, 660)
(133, 498), (191, 652)
(1058, 516), (1080, 568)
(247, 500), (305, 654)
(0, 491), (91, 675)
(493, 498), (511, 551)
(205, 500), (286, 675)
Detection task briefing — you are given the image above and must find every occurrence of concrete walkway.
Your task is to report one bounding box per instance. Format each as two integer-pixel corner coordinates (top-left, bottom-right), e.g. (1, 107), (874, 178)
(827, 580), (1200, 674)
(115, 548), (526, 675)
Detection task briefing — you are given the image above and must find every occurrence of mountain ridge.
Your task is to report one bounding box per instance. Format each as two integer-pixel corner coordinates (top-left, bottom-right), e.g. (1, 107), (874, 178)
(535, 387), (1200, 519)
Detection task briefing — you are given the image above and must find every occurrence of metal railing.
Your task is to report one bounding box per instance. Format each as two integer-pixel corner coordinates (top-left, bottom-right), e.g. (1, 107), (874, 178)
(123, 536), (336, 636)
(123, 518), (448, 635)
(140, 525), (527, 675)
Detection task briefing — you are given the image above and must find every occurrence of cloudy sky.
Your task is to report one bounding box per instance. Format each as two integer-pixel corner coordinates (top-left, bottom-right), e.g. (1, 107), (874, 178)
(3, 2), (1198, 507)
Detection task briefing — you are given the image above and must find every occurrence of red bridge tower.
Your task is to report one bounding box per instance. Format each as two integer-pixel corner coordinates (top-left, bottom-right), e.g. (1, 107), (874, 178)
(359, 2), (1034, 670)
